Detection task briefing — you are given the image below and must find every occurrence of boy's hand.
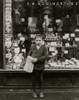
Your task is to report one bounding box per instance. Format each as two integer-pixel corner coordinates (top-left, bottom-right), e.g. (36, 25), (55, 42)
(32, 58), (37, 63)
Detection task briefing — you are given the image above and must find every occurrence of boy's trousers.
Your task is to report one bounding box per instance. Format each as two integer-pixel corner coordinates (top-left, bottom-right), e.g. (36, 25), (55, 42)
(32, 70), (43, 91)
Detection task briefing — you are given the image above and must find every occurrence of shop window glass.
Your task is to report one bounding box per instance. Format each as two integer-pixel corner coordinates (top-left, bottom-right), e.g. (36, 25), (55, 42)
(4, 0), (79, 70)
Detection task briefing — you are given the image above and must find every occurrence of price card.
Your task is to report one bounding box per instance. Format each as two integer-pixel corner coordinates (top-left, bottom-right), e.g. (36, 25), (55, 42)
(71, 33), (75, 37)
(64, 50), (68, 54)
(14, 47), (20, 54)
(30, 34), (36, 38)
(65, 33), (69, 38)
(65, 43), (70, 47)
(51, 42), (57, 46)
(63, 36), (66, 39)
(6, 0), (12, 2)
(49, 46), (55, 51)
(75, 38), (79, 41)
(22, 49), (26, 53)
(21, 18), (25, 22)
(56, 19), (61, 23)
(53, 42), (57, 46)
(44, 15), (48, 19)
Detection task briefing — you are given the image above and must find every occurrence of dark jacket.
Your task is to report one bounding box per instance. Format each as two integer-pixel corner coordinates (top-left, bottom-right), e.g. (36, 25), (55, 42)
(28, 44), (48, 70)
(24, 40), (31, 56)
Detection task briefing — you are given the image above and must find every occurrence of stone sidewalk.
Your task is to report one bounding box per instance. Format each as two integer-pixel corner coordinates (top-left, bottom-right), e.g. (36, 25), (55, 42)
(0, 89), (79, 100)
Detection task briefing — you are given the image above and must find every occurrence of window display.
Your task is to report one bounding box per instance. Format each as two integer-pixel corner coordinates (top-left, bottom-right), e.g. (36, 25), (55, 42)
(4, 0), (79, 70)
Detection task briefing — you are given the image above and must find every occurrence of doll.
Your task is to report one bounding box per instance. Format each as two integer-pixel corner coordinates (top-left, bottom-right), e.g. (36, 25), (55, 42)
(13, 42), (24, 69)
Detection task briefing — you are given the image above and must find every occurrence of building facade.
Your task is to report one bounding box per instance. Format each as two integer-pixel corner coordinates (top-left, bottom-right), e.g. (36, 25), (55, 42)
(0, 0), (79, 89)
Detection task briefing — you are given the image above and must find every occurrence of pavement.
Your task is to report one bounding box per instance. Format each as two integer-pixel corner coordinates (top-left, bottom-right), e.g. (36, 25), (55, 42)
(0, 89), (79, 100)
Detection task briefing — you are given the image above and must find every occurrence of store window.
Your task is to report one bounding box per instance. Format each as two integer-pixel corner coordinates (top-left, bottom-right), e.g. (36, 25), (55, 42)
(4, 0), (79, 70)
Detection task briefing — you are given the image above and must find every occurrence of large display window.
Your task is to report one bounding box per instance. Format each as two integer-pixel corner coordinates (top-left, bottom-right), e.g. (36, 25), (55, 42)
(4, 0), (79, 70)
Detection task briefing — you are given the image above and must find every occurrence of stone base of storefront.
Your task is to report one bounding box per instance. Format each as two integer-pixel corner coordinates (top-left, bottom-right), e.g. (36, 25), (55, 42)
(0, 69), (79, 89)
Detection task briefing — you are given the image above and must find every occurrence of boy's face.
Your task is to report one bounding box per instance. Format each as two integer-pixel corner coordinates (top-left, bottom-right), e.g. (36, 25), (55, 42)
(35, 37), (42, 46)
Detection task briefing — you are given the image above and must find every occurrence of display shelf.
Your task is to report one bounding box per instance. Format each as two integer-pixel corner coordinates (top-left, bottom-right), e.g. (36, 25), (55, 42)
(0, 68), (79, 73)
(45, 68), (79, 72)
(46, 46), (77, 48)
(45, 39), (60, 41)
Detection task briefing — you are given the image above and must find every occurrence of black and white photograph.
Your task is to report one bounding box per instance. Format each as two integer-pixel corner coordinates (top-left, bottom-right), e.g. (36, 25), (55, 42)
(0, 0), (79, 100)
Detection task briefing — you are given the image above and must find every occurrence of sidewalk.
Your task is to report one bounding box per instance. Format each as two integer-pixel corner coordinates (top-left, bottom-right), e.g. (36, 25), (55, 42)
(0, 89), (79, 100)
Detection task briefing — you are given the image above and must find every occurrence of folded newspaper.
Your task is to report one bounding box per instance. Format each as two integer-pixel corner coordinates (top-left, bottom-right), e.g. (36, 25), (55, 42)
(24, 56), (34, 73)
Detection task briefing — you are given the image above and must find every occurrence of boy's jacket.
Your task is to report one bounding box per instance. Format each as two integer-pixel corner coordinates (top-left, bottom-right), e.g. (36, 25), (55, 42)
(28, 44), (48, 70)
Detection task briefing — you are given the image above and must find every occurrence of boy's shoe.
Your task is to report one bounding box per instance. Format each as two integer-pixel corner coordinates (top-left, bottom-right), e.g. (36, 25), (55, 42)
(39, 91), (44, 98)
(32, 92), (38, 99)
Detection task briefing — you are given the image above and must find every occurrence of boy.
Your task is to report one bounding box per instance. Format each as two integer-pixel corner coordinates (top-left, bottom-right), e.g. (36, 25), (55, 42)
(28, 34), (48, 99)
